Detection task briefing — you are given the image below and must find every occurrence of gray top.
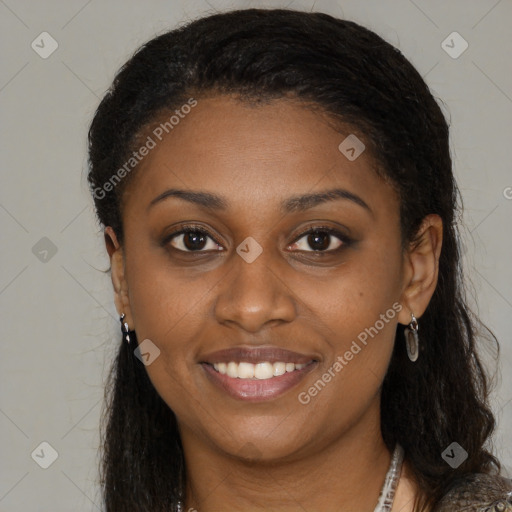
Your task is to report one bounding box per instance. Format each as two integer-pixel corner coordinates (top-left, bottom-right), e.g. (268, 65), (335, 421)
(433, 473), (512, 511)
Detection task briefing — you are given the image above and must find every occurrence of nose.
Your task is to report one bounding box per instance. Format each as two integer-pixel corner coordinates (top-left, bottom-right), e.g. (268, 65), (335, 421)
(213, 248), (297, 333)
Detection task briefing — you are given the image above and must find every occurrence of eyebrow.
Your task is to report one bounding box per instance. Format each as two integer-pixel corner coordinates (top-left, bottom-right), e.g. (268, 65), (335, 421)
(147, 187), (373, 216)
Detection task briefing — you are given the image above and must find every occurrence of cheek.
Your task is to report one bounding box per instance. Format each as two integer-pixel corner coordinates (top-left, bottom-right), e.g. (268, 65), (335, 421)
(294, 280), (400, 436)
(294, 244), (402, 336)
(126, 242), (215, 342)
(125, 266), (209, 420)
(299, 245), (402, 391)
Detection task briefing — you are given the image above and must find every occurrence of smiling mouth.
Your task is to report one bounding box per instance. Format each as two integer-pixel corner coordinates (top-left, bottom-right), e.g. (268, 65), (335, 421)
(199, 345), (319, 400)
(201, 359), (318, 402)
(208, 360), (312, 379)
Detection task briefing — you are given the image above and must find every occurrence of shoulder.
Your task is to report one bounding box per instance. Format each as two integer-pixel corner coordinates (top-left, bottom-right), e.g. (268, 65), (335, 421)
(433, 473), (512, 512)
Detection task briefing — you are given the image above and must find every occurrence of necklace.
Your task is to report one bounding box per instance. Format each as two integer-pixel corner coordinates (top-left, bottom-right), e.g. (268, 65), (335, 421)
(177, 443), (404, 512)
(374, 443), (405, 512)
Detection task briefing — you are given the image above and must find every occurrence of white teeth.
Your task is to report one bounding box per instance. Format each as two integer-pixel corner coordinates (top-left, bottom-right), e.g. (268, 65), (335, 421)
(273, 362), (286, 376)
(254, 362), (274, 379)
(212, 361), (308, 379)
(227, 361), (238, 378)
(238, 362), (255, 379)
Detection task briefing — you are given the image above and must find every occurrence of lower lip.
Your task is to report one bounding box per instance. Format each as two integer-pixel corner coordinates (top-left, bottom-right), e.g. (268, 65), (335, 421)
(201, 362), (317, 402)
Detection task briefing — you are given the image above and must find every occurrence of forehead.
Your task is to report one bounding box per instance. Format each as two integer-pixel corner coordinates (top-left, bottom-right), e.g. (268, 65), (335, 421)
(123, 95), (396, 219)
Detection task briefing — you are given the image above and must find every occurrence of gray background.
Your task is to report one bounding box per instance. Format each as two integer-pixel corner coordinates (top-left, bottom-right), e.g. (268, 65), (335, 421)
(1, 0), (511, 510)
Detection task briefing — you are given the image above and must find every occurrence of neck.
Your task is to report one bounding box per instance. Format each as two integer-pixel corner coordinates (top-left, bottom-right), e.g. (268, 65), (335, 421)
(180, 404), (403, 511)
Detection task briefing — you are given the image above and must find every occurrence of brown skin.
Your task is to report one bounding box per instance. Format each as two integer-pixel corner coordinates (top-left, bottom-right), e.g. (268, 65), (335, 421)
(105, 95), (442, 512)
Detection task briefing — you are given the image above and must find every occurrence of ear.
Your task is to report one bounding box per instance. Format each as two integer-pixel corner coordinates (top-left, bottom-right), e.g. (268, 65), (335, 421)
(397, 214), (443, 325)
(105, 226), (134, 328)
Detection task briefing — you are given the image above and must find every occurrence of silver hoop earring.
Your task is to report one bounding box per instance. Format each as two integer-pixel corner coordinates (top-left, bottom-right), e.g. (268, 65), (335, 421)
(120, 313), (135, 344)
(404, 313), (419, 362)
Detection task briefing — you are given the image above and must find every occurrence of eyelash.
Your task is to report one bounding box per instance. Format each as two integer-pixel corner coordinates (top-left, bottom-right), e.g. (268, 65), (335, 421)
(163, 223), (353, 254)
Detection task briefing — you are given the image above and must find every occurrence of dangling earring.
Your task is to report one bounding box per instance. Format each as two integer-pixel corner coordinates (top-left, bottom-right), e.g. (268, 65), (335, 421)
(404, 312), (419, 362)
(120, 313), (135, 344)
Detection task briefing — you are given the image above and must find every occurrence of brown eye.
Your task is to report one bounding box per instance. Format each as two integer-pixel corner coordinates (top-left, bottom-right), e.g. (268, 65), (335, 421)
(166, 227), (222, 252)
(290, 228), (351, 252)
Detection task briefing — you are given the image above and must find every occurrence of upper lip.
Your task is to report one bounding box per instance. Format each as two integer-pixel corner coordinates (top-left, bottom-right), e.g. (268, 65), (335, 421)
(200, 346), (318, 365)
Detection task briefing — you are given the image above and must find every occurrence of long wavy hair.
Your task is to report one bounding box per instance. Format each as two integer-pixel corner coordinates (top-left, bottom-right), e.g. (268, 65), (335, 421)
(87, 8), (501, 511)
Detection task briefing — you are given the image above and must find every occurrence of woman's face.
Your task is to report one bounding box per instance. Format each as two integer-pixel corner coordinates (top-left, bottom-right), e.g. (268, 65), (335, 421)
(110, 95), (415, 462)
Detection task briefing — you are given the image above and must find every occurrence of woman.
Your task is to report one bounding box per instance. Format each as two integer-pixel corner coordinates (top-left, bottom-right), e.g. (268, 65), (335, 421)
(87, 8), (512, 512)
